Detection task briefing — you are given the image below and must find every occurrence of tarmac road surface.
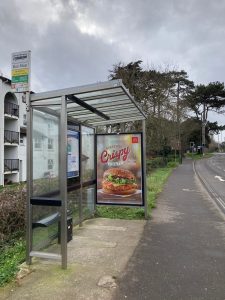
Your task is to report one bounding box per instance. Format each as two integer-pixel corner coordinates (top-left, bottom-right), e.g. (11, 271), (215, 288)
(195, 153), (225, 214)
(113, 158), (225, 300)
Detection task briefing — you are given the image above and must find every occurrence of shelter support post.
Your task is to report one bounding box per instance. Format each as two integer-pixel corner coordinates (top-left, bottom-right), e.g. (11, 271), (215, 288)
(26, 92), (32, 265)
(142, 120), (148, 219)
(79, 126), (83, 227)
(60, 95), (68, 269)
(93, 127), (97, 213)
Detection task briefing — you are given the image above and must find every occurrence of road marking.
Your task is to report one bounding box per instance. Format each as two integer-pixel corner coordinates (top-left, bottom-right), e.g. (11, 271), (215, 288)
(217, 197), (225, 210)
(215, 175), (225, 182)
(182, 188), (195, 192)
(193, 161), (225, 214)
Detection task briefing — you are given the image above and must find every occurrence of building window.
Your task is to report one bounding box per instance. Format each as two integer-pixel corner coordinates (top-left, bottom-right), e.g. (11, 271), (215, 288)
(20, 134), (24, 145)
(48, 138), (53, 149)
(34, 137), (42, 149)
(23, 114), (27, 125)
(48, 159), (53, 170)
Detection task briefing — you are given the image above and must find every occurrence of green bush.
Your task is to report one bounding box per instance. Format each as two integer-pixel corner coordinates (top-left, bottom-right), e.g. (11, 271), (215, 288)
(147, 157), (167, 172)
(0, 184), (26, 245)
(167, 161), (178, 168)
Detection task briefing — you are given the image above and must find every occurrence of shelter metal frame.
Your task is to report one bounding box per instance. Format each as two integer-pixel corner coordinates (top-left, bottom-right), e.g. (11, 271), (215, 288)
(26, 79), (147, 268)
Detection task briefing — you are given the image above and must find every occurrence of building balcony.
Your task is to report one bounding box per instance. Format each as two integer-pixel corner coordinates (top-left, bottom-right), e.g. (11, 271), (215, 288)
(4, 159), (19, 173)
(4, 102), (19, 118)
(4, 130), (19, 144)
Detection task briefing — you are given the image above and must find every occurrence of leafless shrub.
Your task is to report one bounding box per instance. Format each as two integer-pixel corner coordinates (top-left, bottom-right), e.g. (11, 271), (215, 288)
(0, 184), (26, 246)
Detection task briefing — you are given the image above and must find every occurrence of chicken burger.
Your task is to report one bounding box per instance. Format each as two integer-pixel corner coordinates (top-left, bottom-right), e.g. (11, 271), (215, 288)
(102, 168), (138, 195)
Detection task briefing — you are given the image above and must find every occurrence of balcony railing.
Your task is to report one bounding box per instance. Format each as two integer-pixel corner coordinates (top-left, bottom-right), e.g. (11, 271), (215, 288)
(4, 159), (19, 172)
(4, 130), (19, 144)
(4, 102), (19, 117)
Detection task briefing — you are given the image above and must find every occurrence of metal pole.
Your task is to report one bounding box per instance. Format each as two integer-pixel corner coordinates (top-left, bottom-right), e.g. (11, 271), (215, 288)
(218, 132), (220, 152)
(26, 92), (32, 265)
(202, 103), (206, 155)
(93, 127), (96, 214)
(60, 95), (67, 269)
(142, 120), (148, 219)
(177, 81), (182, 164)
(79, 125), (83, 226)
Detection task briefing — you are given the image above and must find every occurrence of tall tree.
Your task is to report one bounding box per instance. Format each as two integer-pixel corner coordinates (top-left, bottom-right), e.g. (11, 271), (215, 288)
(109, 61), (193, 154)
(186, 82), (225, 120)
(186, 81), (225, 147)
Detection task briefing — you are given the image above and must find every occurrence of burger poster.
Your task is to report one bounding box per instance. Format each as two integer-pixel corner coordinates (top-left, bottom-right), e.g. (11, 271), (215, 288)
(96, 133), (144, 206)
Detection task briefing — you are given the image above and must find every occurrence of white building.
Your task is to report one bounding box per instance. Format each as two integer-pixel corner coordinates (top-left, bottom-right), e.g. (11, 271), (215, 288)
(0, 75), (27, 186)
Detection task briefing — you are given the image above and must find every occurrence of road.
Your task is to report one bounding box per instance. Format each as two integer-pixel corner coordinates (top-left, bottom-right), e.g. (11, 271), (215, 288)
(195, 153), (225, 214)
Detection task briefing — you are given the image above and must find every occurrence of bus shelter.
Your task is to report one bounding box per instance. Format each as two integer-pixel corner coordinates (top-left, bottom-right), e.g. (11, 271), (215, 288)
(26, 79), (146, 268)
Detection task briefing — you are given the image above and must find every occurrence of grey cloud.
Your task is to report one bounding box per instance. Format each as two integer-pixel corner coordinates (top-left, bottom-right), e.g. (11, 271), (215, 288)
(31, 19), (121, 90)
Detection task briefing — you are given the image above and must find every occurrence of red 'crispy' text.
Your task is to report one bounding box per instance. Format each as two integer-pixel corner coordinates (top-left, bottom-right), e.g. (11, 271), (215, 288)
(101, 147), (130, 163)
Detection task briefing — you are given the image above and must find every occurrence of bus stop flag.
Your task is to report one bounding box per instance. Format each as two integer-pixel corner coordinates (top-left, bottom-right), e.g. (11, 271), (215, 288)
(11, 50), (31, 93)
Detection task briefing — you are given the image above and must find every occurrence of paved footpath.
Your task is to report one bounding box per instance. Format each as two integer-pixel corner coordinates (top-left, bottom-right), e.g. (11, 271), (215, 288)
(0, 218), (146, 300)
(113, 159), (225, 300)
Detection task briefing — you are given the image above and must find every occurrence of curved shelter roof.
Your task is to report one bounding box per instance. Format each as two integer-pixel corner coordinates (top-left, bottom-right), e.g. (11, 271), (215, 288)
(30, 79), (146, 126)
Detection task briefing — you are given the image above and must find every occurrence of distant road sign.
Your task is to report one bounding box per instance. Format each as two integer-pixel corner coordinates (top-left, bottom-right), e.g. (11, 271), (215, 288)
(11, 50), (31, 92)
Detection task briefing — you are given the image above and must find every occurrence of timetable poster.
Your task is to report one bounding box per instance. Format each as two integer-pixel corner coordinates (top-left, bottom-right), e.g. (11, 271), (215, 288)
(67, 130), (79, 178)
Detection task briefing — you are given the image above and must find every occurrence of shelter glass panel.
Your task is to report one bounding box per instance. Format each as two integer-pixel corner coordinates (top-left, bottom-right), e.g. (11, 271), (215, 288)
(82, 185), (95, 220)
(32, 108), (60, 196)
(81, 126), (95, 219)
(67, 188), (80, 225)
(31, 107), (61, 254)
(82, 126), (95, 183)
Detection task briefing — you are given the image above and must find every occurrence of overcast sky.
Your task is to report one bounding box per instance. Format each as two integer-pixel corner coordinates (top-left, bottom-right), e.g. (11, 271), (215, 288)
(0, 0), (225, 128)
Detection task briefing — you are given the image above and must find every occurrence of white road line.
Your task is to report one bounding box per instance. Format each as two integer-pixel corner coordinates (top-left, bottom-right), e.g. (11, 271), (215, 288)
(217, 197), (225, 210)
(215, 175), (225, 182)
(193, 162), (225, 214)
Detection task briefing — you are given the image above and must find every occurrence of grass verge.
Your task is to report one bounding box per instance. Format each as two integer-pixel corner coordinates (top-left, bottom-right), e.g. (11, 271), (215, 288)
(0, 239), (25, 286)
(185, 153), (213, 160)
(96, 165), (176, 219)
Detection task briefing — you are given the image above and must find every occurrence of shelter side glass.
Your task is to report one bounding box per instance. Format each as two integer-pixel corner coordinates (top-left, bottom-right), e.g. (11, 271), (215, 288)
(67, 189), (80, 225)
(31, 107), (61, 254)
(82, 185), (95, 219)
(81, 126), (95, 219)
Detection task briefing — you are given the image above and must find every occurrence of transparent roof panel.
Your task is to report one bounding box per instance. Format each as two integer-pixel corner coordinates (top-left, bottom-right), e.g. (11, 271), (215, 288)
(76, 87), (124, 99)
(30, 79), (146, 126)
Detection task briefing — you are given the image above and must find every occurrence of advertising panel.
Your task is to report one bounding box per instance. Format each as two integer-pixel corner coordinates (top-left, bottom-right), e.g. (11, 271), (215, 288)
(67, 130), (79, 178)
(11, 50), (31, 92)
(96, 133), (144, 206)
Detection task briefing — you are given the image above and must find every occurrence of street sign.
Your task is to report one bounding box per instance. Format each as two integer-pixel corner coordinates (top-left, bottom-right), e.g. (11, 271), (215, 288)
(11, 50), (31, 92)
